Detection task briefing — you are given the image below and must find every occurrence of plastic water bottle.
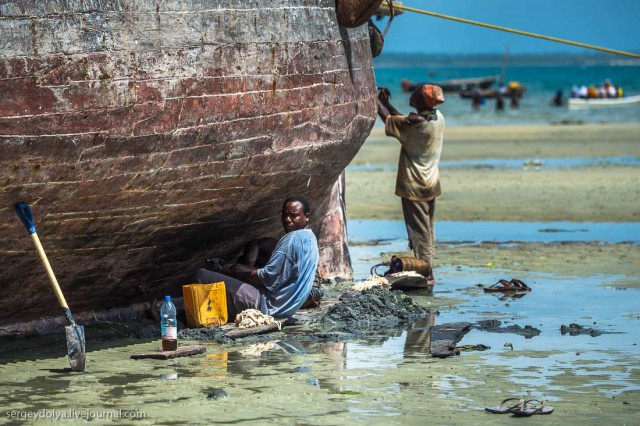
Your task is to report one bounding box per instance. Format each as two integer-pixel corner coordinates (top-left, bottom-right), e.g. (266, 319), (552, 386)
(160, 295), (178, 351)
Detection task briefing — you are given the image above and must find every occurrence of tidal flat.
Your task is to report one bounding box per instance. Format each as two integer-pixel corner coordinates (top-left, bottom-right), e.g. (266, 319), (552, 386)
(0, 124), (638, 424)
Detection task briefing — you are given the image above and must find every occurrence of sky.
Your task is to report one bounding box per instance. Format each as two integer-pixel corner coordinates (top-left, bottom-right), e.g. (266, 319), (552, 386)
(380, 0), (640, 55)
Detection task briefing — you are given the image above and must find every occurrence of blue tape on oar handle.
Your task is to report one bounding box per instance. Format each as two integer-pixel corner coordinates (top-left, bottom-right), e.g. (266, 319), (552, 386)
(62, 307), (76, 326)
(14, 202), (37, 235)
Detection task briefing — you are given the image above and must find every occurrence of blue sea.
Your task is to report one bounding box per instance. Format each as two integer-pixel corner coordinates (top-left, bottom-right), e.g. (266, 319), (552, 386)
(372, 60), (640, 127)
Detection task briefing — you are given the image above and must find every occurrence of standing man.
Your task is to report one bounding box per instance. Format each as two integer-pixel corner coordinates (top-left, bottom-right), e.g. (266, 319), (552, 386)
(192, 195), (319, 319)
(376, 85), (445, 285)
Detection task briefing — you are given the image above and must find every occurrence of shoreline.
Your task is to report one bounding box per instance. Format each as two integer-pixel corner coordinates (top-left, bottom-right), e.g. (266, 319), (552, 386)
(347, 122), (640, 222)
(365, 123), (640, 161)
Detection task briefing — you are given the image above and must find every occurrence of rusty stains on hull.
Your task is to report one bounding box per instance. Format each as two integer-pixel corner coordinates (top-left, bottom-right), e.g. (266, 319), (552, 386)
(0, 1), (376, 325)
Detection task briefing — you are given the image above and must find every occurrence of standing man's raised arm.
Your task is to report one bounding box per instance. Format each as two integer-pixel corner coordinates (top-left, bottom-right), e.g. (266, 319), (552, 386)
(377, 87), (401, 122)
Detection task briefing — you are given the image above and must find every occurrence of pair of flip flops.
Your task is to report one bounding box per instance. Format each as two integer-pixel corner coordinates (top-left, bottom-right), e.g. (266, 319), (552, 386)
(482, 278), (532, 293)
(485, 397), (554, 417)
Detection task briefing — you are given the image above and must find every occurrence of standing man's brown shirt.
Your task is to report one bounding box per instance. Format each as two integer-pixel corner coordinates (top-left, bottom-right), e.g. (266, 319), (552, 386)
(384, 110), (446, 202)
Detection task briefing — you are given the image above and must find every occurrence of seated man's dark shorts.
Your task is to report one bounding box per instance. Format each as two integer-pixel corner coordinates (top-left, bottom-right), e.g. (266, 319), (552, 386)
(192, 268), (263, 319)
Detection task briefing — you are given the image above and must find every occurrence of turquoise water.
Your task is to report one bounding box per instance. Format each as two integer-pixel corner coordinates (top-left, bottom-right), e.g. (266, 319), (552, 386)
(373, 64), (640, 127)
(348, 155), (640, 171)
(350, 220), (640, 244)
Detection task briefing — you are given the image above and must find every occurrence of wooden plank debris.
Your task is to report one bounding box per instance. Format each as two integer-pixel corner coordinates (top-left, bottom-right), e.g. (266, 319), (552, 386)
(131, 345), (206, 360)
(388, 275), (433, 291)
(223, 319), (287, 339)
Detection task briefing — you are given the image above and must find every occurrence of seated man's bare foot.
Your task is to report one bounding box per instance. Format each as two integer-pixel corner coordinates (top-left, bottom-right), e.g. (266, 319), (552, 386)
(148, 298), (160, 322)
(427, 276), (436, 286)
(300, 287), (324, 309)
(205, 257), (226, 272)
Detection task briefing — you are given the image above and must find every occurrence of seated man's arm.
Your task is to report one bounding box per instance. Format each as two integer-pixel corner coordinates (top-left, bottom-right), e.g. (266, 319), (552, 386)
(223, 263), (266, 291)
(257, 248), (296, 294)
(236, 240), (260, 267)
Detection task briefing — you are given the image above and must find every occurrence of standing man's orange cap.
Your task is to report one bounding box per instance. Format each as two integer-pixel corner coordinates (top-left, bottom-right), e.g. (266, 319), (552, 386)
(411, 84), (445, 110)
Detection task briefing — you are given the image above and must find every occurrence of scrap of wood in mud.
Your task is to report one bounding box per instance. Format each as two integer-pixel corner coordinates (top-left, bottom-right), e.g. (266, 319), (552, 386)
(223, 319), (288, 339)
(475, 319), (541, 339)
(131, 345), (206, 360)
(429, 322), (472, 358)
(388, 275), (433, 291)
(560, 323), (606, 337)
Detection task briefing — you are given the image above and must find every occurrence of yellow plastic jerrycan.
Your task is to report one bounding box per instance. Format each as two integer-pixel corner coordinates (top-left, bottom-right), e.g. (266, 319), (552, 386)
(182, 282), (228, 327)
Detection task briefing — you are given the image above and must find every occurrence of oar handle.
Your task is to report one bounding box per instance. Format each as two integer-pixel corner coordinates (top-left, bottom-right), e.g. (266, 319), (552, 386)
(15, 202), (36, 234)
(15, 203), (71, 313)
(30, 233), (70, 310)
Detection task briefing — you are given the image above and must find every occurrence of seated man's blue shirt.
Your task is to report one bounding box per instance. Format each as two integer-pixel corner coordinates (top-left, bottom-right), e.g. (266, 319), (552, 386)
(257, 229), (318, 318)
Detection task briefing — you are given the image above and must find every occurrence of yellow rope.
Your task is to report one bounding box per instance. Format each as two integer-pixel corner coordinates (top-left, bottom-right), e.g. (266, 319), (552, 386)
(382, 2), (640, 59)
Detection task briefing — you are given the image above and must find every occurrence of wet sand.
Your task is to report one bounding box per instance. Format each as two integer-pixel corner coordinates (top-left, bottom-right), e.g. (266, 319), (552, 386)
(347, 123), (640, 289)
(347, 124), (640, 222)
(0, 123), (638, 424)
(338, 123), (640, 423)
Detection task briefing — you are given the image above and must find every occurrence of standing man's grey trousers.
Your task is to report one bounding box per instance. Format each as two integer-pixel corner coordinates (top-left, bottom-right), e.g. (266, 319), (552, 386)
(401, 198), (436, 265)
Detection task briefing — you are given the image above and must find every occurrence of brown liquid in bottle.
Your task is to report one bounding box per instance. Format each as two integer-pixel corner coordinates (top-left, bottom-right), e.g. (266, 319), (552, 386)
(162, 338), (177, 351)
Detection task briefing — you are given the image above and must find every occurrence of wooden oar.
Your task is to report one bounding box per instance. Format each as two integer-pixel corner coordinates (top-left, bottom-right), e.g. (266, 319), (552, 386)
(15, 202), (86, 372)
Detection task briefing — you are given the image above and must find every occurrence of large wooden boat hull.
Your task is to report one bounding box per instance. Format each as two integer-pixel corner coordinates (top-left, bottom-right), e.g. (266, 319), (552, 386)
(0, 1), (376, 327)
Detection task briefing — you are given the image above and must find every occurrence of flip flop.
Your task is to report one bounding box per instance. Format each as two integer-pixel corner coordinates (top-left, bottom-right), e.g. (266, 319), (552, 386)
(484, 397), (524, 414)
(511, 400), (554, 417)
(482, 279), (516, 293)
(510, 278), (532, 291)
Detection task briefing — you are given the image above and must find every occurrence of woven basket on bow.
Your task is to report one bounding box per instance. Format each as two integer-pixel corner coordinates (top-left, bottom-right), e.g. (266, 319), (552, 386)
(336, 0), (394, 28)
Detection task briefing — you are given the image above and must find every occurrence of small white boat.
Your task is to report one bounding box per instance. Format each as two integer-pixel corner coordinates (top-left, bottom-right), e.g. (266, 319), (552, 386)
(567, 94), (640, 109)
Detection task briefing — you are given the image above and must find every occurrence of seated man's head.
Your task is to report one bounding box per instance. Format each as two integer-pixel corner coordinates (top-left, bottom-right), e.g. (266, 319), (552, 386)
(410, 84), (445, 112)
(281, 195), (311, 233)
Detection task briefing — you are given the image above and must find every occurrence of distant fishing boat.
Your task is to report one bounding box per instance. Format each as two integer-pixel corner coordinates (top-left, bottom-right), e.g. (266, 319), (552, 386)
(401, 76), (498, 93)
(459, 81), (526, 99)
(567, 95), (640, 109)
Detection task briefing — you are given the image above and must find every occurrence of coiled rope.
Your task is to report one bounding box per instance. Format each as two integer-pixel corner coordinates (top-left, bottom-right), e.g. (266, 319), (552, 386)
(382, 2), (640, 59)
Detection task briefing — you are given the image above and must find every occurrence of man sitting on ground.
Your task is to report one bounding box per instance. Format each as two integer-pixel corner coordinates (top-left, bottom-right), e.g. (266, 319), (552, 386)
(193, 195), (319, 319)
(206, 235), (323, 309)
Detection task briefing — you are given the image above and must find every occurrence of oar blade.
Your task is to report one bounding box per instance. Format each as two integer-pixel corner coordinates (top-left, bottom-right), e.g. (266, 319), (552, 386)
(65, 325), (86, 372)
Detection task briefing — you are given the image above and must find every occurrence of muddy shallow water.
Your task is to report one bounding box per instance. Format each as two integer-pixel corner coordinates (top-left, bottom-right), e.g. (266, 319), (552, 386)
(1, 223), (639, 424)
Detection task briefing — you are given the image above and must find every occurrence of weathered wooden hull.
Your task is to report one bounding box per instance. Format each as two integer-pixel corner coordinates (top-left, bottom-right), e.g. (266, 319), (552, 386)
(0, 0), (376, 326)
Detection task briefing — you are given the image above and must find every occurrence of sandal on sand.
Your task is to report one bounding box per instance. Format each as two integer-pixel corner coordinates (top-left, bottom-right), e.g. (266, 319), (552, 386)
(485, 397), (525, 414)
(482, 279), (517, 293)
(510, 278), (532, 291)
(511, 400), (554, 417)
